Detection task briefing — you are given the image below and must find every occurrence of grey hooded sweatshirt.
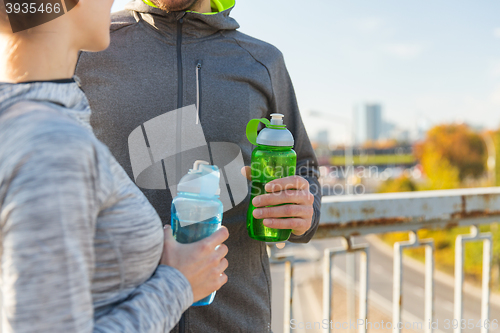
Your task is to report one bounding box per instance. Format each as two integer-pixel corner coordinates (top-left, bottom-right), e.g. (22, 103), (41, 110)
(0, 80), (192, 333)
(76, 1), (321, 332)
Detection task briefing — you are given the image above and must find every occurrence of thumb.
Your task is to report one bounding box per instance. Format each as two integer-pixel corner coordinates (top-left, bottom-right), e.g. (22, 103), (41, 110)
(241, 166), (251, 181)
(163, 224), (175, 242)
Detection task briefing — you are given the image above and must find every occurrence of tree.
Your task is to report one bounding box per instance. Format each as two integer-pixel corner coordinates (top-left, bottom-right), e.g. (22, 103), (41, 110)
(491, 130), (500, 186)
(414, 124), (487, 187)
(378, 175), (417, 193)
(417, 145), (460, 190)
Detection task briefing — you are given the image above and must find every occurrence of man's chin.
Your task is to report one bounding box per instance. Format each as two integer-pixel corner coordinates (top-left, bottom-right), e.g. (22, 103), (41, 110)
(153, 0), (199, 12)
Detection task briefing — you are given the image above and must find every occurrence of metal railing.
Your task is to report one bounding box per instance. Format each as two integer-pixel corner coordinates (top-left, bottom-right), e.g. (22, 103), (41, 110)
(323, 238), (369, 333)
(272, 187), (500, 333)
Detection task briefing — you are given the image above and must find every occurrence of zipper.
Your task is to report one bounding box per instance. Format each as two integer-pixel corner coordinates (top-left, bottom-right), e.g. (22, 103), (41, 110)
(195, 60), (213, 165)
(176, 17), (184, 109)
(179, 312), (186, 333)
(176, 15), (187, 333)
(175, 17), (184, 199)
(195, 61), (202, 124)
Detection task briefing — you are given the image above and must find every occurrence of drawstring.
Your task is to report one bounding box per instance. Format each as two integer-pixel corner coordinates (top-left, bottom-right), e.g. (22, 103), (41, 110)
(195, 62), (202, 124)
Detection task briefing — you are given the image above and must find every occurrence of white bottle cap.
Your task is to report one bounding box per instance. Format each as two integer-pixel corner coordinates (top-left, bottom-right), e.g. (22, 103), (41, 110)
(256, 114), (294, 147)
(177, 160), (221, 196)
(270, 113), (284, 125)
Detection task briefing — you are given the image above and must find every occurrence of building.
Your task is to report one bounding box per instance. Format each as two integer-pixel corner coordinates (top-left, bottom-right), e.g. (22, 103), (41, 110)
(316, 130), (330, 145)
(354, 103), (383, 144)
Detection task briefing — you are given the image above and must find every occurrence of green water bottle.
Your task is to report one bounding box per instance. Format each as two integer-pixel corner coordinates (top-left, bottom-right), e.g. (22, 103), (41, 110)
(246, 113), (297, 242)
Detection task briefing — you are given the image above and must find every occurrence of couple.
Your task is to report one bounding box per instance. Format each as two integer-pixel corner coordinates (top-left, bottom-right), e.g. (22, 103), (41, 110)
(0, 0), (321, 332)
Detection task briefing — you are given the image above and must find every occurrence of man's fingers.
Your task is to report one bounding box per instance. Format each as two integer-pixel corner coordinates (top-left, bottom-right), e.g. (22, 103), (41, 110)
(265, 175), (309, 192)
(200, 226), (229, 253)
(263, 218), (308, 231)
(252, 189), (313, 207)
(241, 166), (251, 181)
(253, 204), (313, 219)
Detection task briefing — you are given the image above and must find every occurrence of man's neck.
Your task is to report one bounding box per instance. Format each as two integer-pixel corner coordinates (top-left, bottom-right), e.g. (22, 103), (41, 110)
(0, 32), (77, 83)
(188, 0), (211, 13)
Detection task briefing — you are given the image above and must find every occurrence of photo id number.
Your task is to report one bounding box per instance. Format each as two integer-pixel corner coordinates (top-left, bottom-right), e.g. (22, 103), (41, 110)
(6, 2), (62, 14)
(443, 319), (498, 330)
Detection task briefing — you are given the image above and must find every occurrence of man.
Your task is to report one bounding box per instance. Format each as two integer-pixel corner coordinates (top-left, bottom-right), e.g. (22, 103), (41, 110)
(76, 0), (321, 331)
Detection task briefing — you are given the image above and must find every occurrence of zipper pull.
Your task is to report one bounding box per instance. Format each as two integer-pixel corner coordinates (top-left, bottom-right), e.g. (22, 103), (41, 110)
(196, 61), (202, 124)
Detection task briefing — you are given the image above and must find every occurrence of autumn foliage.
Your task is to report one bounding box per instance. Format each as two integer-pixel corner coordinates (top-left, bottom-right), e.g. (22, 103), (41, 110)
(414, 124), (487, 188)
(379, 124), (492, 287)
(378, 175), (417, 193)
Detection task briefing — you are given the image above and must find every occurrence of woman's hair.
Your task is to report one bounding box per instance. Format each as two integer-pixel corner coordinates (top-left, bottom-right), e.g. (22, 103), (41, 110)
(0, 1), (14, 33)
(0, 1), (7, 27)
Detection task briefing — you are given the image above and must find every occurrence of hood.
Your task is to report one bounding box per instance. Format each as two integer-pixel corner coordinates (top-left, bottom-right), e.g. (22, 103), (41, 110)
(0, 78), (92, 130)
(125, 0), (239, 38)
(142, 0), (234, 14)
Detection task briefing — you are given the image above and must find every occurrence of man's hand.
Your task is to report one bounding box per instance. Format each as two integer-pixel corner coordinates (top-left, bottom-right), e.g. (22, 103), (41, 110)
(242, 166), (315, 236)
(161, 226), (229, 303)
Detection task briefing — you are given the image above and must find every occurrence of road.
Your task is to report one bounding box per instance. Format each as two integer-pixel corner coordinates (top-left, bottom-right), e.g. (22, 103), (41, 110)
(270, 237), (500, 333)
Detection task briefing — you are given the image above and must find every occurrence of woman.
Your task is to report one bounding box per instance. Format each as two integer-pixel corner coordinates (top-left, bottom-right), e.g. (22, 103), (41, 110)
(0, 1), (229, 332)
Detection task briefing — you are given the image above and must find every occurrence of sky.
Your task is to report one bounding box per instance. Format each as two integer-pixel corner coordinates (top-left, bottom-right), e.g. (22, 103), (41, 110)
(111, 0), (500, 143)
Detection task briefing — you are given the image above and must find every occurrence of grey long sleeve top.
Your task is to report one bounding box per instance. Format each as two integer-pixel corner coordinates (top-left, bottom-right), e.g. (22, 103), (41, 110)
(0, 80), (193, 333)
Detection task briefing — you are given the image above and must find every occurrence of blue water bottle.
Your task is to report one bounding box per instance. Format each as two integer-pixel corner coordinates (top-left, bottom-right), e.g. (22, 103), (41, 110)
(171, 160), (223, 306)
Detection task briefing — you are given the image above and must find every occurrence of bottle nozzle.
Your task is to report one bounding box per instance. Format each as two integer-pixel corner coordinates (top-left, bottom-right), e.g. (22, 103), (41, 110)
(192, 160), (210, 172)
(270, 113), (284, 125)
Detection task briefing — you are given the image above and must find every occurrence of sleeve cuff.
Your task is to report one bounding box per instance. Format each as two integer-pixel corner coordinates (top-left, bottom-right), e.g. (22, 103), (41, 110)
(288, 176), (321, 243)
(156, 265), (193, 311)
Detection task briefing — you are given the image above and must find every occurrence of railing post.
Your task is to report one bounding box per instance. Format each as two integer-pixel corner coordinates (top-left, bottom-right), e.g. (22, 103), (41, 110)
(283, 259), (294, 333)
(454, 233), (464, 333)
(425, 243), (435, 333)
(347, 252), (356, 332)
(359, 248), (369, 333)
(323, 248), (333, 333)
(323, 239), (369, 333)
(393, 231), (434, 333)
(267, 246), (294, 333)
(393, 241), (403, 332)
(454, 226), (492, 333)
(482, 236), (492, 333)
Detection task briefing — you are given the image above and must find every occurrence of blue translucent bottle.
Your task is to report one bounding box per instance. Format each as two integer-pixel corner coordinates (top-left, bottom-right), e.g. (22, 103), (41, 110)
(171, 160), (223, 306)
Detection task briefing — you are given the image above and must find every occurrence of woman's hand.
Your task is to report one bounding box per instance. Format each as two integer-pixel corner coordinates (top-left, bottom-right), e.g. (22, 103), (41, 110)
(161, 226), (229, 303)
